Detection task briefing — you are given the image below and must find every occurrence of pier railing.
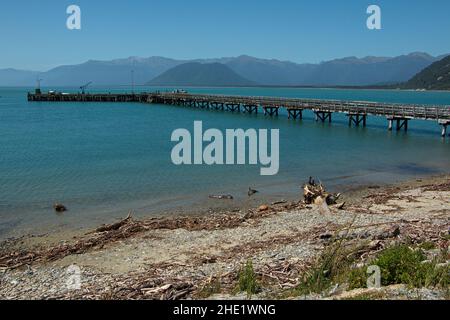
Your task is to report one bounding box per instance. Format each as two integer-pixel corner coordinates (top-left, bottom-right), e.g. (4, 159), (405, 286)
(155, 92), (450, 121)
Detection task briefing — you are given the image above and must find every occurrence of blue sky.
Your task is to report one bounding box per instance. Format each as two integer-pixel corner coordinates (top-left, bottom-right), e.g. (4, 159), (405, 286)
(1, 0), (449, 70)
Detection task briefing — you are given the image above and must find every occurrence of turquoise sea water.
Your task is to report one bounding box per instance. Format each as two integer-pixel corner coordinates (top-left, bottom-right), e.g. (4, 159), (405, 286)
(0, 86), (449, 239)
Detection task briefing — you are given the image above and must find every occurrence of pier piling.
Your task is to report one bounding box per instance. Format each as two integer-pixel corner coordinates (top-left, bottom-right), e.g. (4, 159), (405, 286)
(226, 103), (241, 112)
(210, 102), (224, 111)
(348, 114), (367, 127)
(242, 105), (258, 114)
(315, 111), (332, 123)
(387, 116), (409, 132)
(263, 106), (279, 117)
(439, 120), (450, 137)
(287, 109), (303, 120)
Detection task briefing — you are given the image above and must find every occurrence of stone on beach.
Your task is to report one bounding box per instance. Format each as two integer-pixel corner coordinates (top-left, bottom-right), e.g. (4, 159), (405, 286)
(53, 203), (67, 213)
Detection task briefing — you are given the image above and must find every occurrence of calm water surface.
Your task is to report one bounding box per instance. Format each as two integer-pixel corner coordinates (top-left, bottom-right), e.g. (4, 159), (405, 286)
(0, 86), (449, 238)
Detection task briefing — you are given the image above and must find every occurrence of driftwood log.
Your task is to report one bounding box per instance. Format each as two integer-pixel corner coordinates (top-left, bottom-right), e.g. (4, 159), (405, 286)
(303, 177), (341, 205)
(95, 212), (133, 233)
(209, 195), (234, 200)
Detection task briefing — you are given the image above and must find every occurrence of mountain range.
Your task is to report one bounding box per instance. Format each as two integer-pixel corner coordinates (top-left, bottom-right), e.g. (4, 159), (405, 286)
(0, 52), (447, 87)
(402, 55), (450, 90)
(147, 62), (256, 87)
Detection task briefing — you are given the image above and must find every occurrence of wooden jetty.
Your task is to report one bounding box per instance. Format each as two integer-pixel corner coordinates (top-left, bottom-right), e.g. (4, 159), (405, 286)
(28, 91), (450, 137)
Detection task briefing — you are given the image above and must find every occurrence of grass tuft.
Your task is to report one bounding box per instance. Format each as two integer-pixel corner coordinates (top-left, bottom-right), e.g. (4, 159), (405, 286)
(197, 278), (222, 298)
(237, 260), (260, 297)
(419, 241), (436, 250)
(295, 238), (360, 295)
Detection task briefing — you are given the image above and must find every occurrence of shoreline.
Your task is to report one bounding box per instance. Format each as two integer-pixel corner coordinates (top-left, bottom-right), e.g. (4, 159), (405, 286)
(0, 173), (449, 299)
(2, 168), (448, 243)
(3, 172), (448, 247)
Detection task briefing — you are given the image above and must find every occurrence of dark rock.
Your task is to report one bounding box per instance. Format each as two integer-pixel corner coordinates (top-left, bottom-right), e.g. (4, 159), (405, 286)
(319, 233), (333, 240)
(376, 225), (401, 240)
(248, 187), (259, 197)
(53, 203), (67, 213)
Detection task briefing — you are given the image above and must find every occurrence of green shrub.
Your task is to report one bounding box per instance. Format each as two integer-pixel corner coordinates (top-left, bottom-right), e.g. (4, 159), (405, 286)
(439, 245), (449, 263)
(347, 267), (368, 290)
(419, 241), (436, 250)
(373, 245), (426, 286)
(342, 244), (449, 291)
(416, 262), (449, 289)
(371, 244), (449, 288)
(238, 260), (260, 296)
(292, 242), (449, 298)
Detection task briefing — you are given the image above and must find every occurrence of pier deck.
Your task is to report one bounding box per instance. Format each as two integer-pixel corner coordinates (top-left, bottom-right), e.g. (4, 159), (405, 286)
(28, 91), (450, 136)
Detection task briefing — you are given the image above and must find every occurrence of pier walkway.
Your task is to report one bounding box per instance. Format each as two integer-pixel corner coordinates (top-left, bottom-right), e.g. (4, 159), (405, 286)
(28, 91), (450, 137)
